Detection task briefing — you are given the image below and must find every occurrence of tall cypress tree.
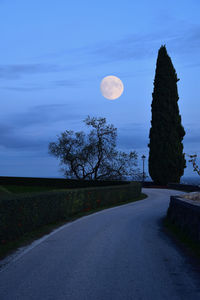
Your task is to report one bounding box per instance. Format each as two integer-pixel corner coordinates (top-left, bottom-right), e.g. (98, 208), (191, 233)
(148, 45), (186, 185)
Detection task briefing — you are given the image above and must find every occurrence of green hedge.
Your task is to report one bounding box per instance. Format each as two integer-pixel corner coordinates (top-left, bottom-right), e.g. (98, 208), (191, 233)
(0, 182), (141, 245)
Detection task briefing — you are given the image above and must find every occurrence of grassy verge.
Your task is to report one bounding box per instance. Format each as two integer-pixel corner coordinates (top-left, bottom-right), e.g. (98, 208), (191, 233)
(163, 217), (200, 261)
(0, 192), (148, 261)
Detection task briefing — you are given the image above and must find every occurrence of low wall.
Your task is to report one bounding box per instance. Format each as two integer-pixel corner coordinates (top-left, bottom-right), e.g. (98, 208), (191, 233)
(167, 195), (200, 242)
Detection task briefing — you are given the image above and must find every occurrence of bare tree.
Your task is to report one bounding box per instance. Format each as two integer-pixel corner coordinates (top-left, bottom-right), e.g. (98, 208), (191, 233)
(49, 116), (142, 180)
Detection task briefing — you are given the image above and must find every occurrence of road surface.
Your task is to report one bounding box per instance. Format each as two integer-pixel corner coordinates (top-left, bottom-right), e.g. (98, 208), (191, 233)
(0, 188), (200, 300)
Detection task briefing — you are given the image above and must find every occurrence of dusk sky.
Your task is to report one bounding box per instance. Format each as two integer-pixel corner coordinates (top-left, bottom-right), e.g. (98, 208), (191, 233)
(1, 0), (200, 183)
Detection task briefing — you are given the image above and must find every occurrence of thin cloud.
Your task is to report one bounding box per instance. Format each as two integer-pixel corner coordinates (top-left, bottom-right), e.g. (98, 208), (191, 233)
(86, 25), (200, 67)
(1, 86), (46, 92)
(54, 79), (79, 87)
(89, 33), (199, 65)
(0, 63), (75, 80)
(1, 26), (199, 84)
(184, 133), (200, 145)
(117, 134), (148, 151)
(8, 104), (83, 128)
(0, 79), (79, 91)
(0, 110), (198, 160)
(0, 121), (48, 150)
(0, 104), (84, 151)
(0, 110), (149, 152)
(0, 133), (48, 150)
(33, 24), (200, 66)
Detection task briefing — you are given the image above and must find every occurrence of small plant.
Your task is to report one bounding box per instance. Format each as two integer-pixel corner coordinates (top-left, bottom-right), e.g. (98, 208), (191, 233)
(185, 153), (200, 176)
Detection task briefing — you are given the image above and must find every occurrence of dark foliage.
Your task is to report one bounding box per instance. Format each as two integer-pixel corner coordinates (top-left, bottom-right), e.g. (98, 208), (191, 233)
(49, 116), (142, 181)
(148, 45), (186, 185)
(0, 176), (130, 189)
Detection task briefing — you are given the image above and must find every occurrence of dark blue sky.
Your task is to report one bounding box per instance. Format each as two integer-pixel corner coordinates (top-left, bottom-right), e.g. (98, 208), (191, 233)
(1, 0), (200, 181)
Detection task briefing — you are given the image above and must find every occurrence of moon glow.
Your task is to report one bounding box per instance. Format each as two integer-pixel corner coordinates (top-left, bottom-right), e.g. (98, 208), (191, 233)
(100, 75), (124, 100)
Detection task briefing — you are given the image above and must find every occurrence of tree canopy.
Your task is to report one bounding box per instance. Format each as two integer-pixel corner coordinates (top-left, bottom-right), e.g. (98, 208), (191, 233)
(49, 116), (142, 181)
(148, 45), (186, 185)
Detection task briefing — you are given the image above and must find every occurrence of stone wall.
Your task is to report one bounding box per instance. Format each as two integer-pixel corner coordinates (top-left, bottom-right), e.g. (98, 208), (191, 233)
(167, 195), (200, 242)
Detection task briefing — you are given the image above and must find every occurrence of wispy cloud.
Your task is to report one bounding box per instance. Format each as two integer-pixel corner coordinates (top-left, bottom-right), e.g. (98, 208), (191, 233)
(0, 107), (149, 152)
(87, 27), (200, 65)
(54, 79), (79, 87)
(0, 63), (78, 80)
(0, 120), (48, 150)
(0, 79), (79, 91)
(0, 104), (199, 161)
(0, 64), (59, 79)
(10, 104), (83, 127)
(2, 25), (200, 84)
(32, 24), (200, 67)
(1, 86), (46, 92)
(0, 104), (84, 151)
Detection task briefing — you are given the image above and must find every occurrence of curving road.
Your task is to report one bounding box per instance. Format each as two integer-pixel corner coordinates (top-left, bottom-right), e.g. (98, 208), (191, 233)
(0, 188), (200, 300)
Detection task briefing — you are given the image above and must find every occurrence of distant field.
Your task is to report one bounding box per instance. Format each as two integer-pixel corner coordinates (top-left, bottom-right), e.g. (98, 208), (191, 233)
(1, 176), (199, 195)
(180, 176), (200, 185)
(0, 185), (58, 194)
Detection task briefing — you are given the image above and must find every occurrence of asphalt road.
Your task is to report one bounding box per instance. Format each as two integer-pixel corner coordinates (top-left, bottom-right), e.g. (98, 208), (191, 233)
(0, 188), (200, 300)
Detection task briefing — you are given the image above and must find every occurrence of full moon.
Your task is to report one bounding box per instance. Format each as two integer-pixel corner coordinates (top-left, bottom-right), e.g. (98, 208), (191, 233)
(100, 75), (124, 100)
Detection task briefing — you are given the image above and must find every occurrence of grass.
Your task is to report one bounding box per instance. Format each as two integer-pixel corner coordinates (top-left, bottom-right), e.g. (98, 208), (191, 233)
(163, 217), (200, 261)
(0, 186), (11, 195)
(0, 192), (148, 261)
